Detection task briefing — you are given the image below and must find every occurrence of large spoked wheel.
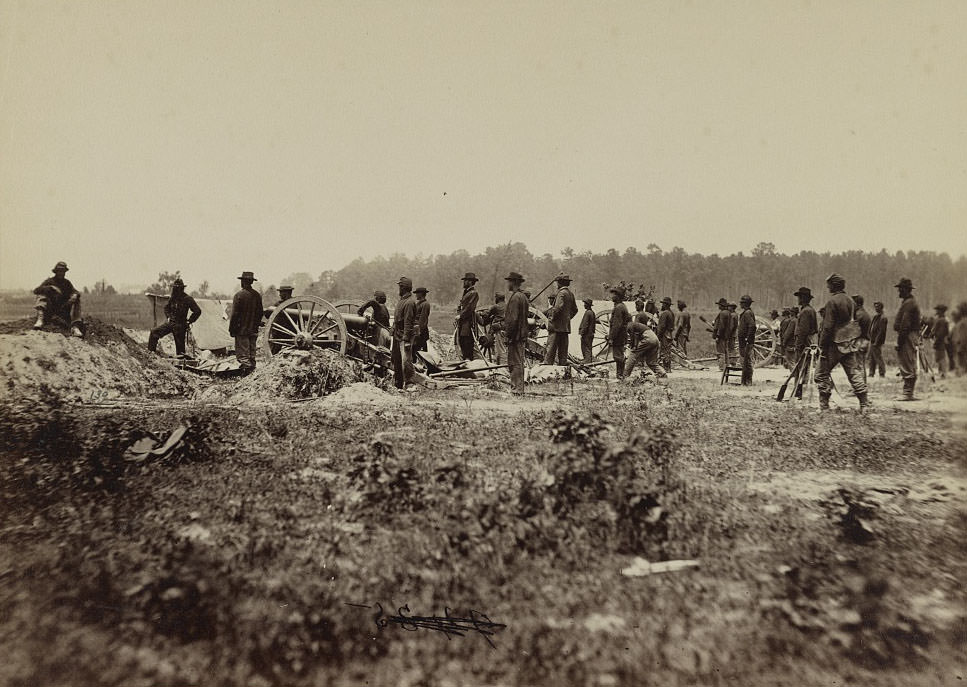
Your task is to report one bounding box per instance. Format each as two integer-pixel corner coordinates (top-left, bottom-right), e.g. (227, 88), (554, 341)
(750, 316), (778, 368)
(591, 307), (657, 361)
(524, 307), (550, 368)
(263, 296), (348, 356)
(334, 300), (363, 315)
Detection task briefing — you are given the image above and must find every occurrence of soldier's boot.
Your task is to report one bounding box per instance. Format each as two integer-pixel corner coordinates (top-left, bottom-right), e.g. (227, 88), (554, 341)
(857, 392), (871, 409)
(33, 308), (44, 329)
(818, 393), (831, 410)
(615, 361), (624, 379)
(899, 378), (916, 401)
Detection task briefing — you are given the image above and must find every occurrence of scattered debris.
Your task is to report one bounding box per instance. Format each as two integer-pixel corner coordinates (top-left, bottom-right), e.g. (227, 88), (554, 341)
(621, 557), (700, 577)
(124, 426), (188, 463)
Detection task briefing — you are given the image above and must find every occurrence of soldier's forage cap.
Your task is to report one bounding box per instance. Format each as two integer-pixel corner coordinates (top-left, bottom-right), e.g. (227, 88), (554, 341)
(172, 278), (185, 287)
(279, 285), (293, 292)
(556, 274), (572, 283)
(781, 308), (791, 315)
(715, 297), (728, 306)
(609, 286), (624, 295)
(461, 272), (478, 282)
(661, 296), (672, 305)
(582, 297), (593, 306)
(894, 277), (914, 290)
(873, 301), (883, 307)
(793, 287), (813, 299)
(237, 271), (257, 281)
(677, 299), (686, 307)
(373, 289), (386, 299)
(825, 272), (845, 284)
(397, 276), (413, 288)
(728, 302), (737, 308)
(52, 261), (69, 272)
(504, 271), (525, 282)
(934, 304), (947, 312)
(414, 286), (428, 294)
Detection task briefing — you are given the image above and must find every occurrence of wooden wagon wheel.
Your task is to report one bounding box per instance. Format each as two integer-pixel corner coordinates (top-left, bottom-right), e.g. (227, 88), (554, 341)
(263, 296), (348, 356)
(750, 315), (777, 368)
(523, 306), (551, 368)
(334, 300), (363, 315)
(590, 307), (657, 362)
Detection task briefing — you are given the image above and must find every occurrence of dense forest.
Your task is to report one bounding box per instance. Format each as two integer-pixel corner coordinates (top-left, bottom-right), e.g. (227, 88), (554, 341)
(280, 242), (967, 311)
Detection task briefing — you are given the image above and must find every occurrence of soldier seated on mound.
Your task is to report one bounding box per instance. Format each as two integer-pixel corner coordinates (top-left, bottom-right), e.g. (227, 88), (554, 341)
(33, 261), (83, 337)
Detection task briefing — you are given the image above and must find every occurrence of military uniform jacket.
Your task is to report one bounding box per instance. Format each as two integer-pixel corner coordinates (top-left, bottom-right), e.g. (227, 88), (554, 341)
(393, 294), (417, 343)
(674, 310), (691, 340)
(457, 287), (479, 337)
(855, 306), (872, 341)
(893, 296), (921, 341)
(712, 309), (730, 340)
(728, 311), (739, 340)
(930, 316), (949, 348)
(608, 302), (631, 346)
(230, 287), (264, 337)
(33, 276), (79, 305)
(165, 293), (202, 325)
(358, 300), (390, 328)
(628, 321), (658, 349)
(484, 302), (505, 329)
(870, 313), (887, 346)
(503, 291), (530, 343)
(414, 299), (431, 337)
(549, 286), (578, 333)
(656, 309), (675, 341)
(795, 305), (818, 350)
(578, 309), (596, 339)
(819, 291), (855, 348)
(737, 308), (756, 347)
(779, 316), (795, 348)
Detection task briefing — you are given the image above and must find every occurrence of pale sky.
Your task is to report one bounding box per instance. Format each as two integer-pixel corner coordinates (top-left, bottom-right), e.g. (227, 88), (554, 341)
(1, 0), (965, 293)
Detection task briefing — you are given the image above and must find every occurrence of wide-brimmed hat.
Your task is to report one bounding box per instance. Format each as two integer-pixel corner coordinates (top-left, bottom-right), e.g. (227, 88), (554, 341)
(504, 271), (525, 282)
(279, 285), (293, 292)
(582, 297), (593, 306)
(238, 271), (257, 281)
(461, 272), (478, 282)
(556, 274), (572, 283)
(414, 286), (428, 294)
(52, 261), (69, 272)
(715, 297), (728, 306)
(172, 278), (185, 287)
(728, 302), (738, 308)
(740, 295), (753, 304)
(793, 287), (812, 299)
(934, 304), (947, 312)
(661, 296), (672, 305)
(894, 277), (914, 290)
(677, 299), (686, 307)
(397, 276), (413, 289)
(609, 286), (624, 295)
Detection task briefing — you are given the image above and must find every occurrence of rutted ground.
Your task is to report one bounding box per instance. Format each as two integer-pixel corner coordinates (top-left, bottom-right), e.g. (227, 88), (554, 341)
(0, 323), (965, 686)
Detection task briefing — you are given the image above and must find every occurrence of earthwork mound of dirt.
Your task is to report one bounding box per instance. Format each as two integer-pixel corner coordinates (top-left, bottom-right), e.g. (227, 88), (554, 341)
(0, 318), (197, 403)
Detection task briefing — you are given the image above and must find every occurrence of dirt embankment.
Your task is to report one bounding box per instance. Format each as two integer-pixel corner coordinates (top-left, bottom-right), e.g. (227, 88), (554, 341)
(0, 318), (196, 403)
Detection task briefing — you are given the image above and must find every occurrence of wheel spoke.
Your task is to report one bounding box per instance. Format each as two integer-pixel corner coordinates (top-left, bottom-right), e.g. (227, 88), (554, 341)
(296, 301), (306, 331)
(268, 337), (297, 345)
(313, 321), (339, 338)
(309, 314), (334, 335)
(283, 309), (301, 334)
(270, 322), (299, 338)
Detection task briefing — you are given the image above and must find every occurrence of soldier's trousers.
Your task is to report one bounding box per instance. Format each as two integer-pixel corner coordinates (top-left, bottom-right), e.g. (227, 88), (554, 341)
(715, 339), (729, 370)
(934, 347), (948, 376)
(581, 335), (594, 364)
(896, 336), (917, 383)
(868, 344), (886, 377)
(659, 337), (672, 371)
(625, 340), (665, 379)
(543, 331), (569, 365)
(507, 339), (525, 393)
(458, 335), (476, 360)
(35, 294), (82, 327)
(235, 335), (258, 370)
(149, 322), (188, 355)
(815, 346), (868, 397)
(738, 343), (753, 385)
(492, 330), (507, 364)
(611, 342), (626, 378)
(392, 339), (415, 389)
(675, 333), (688, 356)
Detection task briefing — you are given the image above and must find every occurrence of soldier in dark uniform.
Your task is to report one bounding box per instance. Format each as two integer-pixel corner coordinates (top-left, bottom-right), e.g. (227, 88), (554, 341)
(413, 287), (431, 356)
(503, 272), (529, 394)
(727, 303), (739, 366)
(893, 277), (920, 400)
(852, 294), (872, 380)
(578, 297), (596, 363)
(624, 321), (666, 381)
(32, 261), (83, 336)
(277, 285), (294, 303)
(607, 287), (631, 378)
(229, 271), (264, 373)
(674, 300), (691, 355)
(868, 301), (887, 377)
(815, 274), (869, 409)
(392, 277), (417, 389)
(712, 297), (731, 370)
(358, 290), (390, 329)
(544, 274), (578, 367)
(930, 304), (950, 378)
(482, 293), (507, 364)
(793, 287), (818, 365)
(656, 296), (675, 372)
(952, 303), (967, 376)
(736, 295), (756, 385)
(148, 278), (202, 357)
(456, 272), (480, 360)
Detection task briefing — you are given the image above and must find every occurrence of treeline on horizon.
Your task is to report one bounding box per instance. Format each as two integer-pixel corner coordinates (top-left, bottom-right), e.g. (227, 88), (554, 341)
(293, 242), (967, 311)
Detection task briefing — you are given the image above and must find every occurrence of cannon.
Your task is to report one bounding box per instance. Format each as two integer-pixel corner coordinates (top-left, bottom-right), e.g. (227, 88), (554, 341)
(262, 295), (392, 370)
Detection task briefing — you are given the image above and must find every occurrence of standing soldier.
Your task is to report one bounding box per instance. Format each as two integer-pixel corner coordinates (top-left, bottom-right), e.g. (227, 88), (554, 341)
(32, 261), (83, 336)
(358, 290), (390, 329)
(656, 296), (675, 372)
(229, 271), (263, 374)
(930, 304), (949, 378)
(148, 277), (202, 357)
(712, 298), (731, 370)
(951, 303), (967, 376)
(868, 301), (888, 378)
(503, 272), (529, 395)
(413, 287), (431, 355)
(542, 295), (557, 363)
(736, 295), (756, 385)
(578, 298), (596, 363)
(815, 274), (869, 409)
(793, 287), (818, 366)
(673, 300), (691, 355)
(893, 278), (921, 400)
(852, 294), (872, 379)
(482, 293), (507, 363)
(544, 274), (578, 367)
(607, 287), (631, 378)
(456, 272), (480, 360)
(727, 302), (739, 366)
(624, 320), (667, 382)
(778, 308), (795, 368)
(392, 277), (417, 389)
